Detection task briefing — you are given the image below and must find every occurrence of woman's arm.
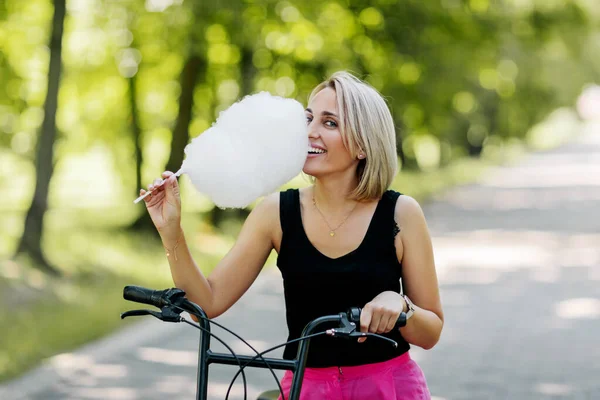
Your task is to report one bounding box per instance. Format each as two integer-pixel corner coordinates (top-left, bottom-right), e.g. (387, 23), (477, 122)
(395, 195), (443, 349)
(359, 195), (443, 350)
(161, 192), (279, 319)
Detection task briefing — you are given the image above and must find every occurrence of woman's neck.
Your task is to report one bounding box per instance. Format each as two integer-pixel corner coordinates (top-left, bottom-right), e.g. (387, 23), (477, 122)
(312, 174), (360, 213)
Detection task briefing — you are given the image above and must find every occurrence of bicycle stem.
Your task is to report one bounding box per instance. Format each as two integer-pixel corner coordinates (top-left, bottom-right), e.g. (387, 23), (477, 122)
(179, 300), (211, 400)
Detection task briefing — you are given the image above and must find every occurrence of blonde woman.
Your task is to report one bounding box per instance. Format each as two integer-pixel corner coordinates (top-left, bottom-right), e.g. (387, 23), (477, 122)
(141, 72), (443, 399)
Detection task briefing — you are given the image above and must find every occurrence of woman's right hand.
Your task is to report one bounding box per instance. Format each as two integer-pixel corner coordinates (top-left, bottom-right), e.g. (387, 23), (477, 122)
(139, 171), (182, 238)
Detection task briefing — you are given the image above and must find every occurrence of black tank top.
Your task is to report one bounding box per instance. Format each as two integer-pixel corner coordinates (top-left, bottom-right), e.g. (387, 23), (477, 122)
(277, 188), (410, 368)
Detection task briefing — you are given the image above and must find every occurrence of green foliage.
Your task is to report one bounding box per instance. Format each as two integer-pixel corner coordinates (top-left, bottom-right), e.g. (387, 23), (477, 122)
(2, 0), (596, 176)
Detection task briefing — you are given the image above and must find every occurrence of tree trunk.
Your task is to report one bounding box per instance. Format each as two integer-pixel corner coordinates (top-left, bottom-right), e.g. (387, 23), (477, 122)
(15, 0), (65, 275)
(130, 75), (143, 195)
(396, 128), (406, 166)
(127, 68), (157, 232)
(240, 47), (254, 98)
(165, 54), (204, 174)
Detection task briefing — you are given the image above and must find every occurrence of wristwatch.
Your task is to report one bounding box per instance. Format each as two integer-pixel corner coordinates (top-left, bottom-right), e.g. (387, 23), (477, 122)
(397, 294), (415, 327)
(403, 294), (415, 320)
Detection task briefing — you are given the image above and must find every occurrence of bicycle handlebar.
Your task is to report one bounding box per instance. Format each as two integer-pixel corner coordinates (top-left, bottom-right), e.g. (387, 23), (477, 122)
(123, 285), (404, 332)
(123, 285), (187, 308)
(121, 285), (404, 400)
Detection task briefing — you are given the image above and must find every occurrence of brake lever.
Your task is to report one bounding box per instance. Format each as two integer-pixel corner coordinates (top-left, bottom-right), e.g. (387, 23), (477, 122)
(326, 329), (398, 348)
(324, 312), (360, 338)
(121, 309), (163, 320)
(325, 311), (399, 348)
(120, 307), (183, 323)
(348, 332), (398, 348)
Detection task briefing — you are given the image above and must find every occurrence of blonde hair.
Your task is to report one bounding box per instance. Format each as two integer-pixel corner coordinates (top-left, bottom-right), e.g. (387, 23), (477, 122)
(309, 71), (398, 201)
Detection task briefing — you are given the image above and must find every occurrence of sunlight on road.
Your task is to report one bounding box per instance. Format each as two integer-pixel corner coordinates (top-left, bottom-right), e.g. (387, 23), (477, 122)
(555, 298), (600, 320)
(50, 353), (129, 380)
(433, 230), (600, 285)
(152, 375), (196, 396)
(208, 382), (261, 400)
(68, 386), (138, 399)
(137, 347), (197, 367)
(535, 382), (572, 396)
(440, 186), (600, 211)
(483, 165), (600, 189)
(229, 339), (271, 354)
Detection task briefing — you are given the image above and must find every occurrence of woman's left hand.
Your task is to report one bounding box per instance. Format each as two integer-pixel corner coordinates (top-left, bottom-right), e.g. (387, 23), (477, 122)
(358, 291), (406, 342)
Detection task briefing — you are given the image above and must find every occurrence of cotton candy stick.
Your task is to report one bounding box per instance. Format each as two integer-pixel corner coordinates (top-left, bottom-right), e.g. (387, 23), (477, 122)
(133, 168), (183, 204)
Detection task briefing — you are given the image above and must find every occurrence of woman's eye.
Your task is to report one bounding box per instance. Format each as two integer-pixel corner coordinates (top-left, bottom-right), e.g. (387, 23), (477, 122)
(325, 120), (337, 128)
(306, 116), (313, 124)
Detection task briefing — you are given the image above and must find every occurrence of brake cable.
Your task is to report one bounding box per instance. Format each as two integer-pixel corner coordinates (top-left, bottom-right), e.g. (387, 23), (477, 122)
(178, 318), (250, 400)
(122, 303), (251, 400)
(224, 332), (328, 400)
(170, 304), (284, 400)
(224, 310), (399, 400)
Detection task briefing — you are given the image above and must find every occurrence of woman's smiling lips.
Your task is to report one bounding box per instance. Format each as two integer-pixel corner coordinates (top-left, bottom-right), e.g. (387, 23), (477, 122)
(307, 144), (327, 158)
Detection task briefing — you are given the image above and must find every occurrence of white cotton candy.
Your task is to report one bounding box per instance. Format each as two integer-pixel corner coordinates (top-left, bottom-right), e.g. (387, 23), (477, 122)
(179, 92), (308, 208)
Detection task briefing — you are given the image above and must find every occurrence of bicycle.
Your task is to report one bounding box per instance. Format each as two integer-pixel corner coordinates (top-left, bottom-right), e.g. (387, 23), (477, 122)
(121, 285), (405, 400)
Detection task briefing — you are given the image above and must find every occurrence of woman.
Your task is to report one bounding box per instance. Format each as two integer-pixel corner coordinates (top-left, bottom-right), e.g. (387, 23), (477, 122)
(140, 72), (443, 399)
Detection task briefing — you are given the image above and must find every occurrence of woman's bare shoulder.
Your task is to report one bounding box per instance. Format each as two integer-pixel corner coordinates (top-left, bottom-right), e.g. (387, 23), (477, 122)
(252, 191), (281, 220)
(394, 194), (427, 225)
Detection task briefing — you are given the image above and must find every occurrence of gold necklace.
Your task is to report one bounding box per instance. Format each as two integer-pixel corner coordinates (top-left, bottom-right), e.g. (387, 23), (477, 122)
(312, 196), (359, 237)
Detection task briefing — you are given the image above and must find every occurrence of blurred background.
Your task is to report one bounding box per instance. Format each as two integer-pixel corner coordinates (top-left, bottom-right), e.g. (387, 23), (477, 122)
(0, 0), (599, 392)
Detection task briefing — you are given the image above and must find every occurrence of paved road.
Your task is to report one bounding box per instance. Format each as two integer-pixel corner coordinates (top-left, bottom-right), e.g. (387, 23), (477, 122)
(2, 123), (599, 400)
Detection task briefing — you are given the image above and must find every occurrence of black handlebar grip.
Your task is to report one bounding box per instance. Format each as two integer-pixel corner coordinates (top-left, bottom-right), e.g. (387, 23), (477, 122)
(123, 285), (167, 308)
(347, 307), (361, 324)
(394, 312), (407, 329)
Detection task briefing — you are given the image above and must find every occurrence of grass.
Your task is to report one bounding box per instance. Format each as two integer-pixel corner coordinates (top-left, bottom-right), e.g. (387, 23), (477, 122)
(0, 268), (149, 382)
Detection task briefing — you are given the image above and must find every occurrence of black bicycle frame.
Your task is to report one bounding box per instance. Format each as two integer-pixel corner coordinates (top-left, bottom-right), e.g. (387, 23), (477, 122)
(183, 300), (341, 400)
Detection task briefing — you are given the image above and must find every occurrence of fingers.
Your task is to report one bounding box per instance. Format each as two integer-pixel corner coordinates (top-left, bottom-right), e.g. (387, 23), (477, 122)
(139, 188), (152, 204)
(140, 172), (176, 205)
(386, 314), (399, 332)
(139, 187), (164, 205)
(146, 178), (165, 193)
(358, 306), (372, 343)
(359, 305), (372, 334)
(361, 303), (400, 336)
(169, 174), (180, 198)
(369, 309), (384, 333)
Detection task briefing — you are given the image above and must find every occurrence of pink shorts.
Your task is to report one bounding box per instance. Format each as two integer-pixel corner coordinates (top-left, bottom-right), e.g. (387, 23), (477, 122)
(277, 352), (430, 400)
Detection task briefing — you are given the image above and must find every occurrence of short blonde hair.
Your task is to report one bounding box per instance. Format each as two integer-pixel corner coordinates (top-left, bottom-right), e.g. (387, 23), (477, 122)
(309, 71), (398, 201)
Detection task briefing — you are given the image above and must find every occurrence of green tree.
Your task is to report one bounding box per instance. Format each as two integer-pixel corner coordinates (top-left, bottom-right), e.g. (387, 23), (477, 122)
(14, 0), (65, 275)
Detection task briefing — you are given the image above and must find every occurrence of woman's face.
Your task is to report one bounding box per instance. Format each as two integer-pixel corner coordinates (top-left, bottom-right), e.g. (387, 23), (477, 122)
(303, 87), (357, 177)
